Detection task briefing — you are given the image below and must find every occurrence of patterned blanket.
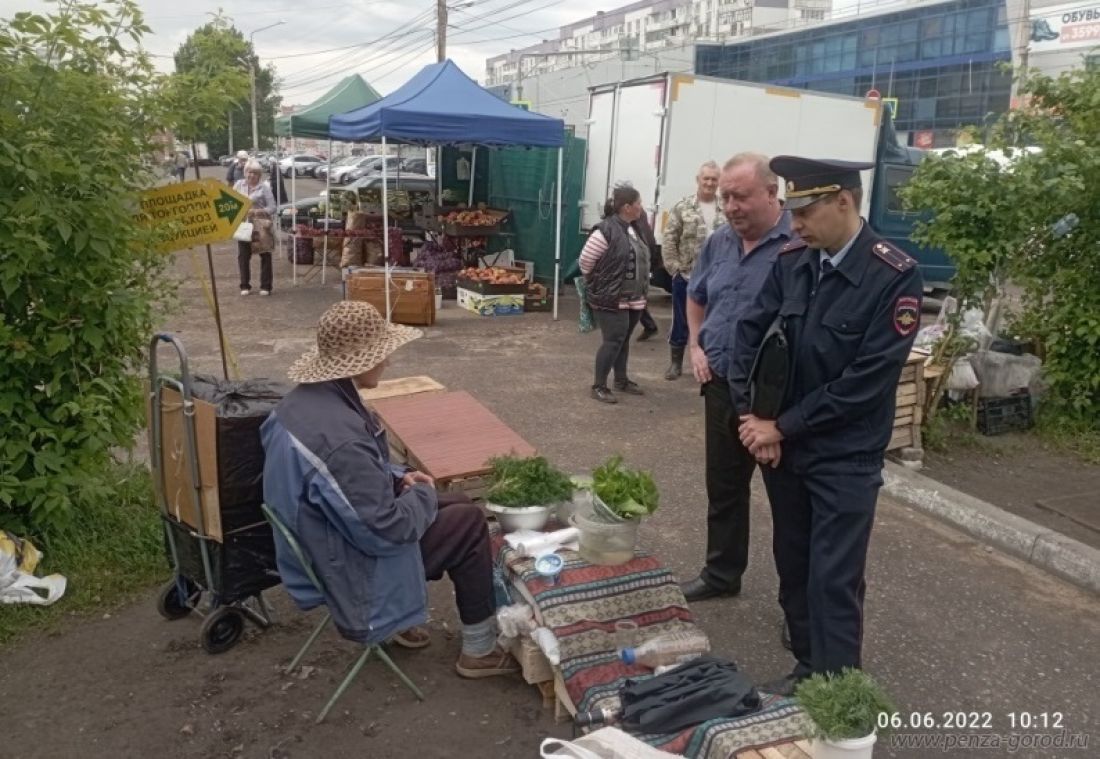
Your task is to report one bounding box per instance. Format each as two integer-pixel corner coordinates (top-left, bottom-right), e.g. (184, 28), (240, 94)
(491, 528), (809, 757)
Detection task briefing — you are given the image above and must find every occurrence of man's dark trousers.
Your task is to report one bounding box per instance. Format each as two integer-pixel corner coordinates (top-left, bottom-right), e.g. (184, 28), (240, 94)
(701, 376), (755, 593)
(761, 465), (879, 676)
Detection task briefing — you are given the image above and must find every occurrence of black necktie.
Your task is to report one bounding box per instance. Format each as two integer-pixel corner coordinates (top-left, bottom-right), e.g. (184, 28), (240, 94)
(820, 258), (834, 281)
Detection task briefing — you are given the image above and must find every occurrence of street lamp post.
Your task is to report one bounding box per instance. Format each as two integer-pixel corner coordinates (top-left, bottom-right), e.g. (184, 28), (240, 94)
(247, 20), (286, 153)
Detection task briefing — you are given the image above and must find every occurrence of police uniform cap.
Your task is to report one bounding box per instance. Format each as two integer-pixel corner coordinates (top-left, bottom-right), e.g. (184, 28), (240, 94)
(770, 156), (875, 210)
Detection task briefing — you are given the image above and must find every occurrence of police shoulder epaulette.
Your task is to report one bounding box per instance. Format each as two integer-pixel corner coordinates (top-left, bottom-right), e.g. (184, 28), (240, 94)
(871, 240), (916, 272)
(779, 238), (807, 254)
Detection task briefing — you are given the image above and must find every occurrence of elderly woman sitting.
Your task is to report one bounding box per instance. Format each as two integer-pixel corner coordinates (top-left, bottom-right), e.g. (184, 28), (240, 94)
(233, 159), (277, 296)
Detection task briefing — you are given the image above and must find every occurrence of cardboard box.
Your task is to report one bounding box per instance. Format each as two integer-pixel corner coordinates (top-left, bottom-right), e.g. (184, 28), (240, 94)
(456, 267), (528, 295)
(150, 387), (223, 541)
(347, 270), (436, 326)
(457, 287), (524, 316)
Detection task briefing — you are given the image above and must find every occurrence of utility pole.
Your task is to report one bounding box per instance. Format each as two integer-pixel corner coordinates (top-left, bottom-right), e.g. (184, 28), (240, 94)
(247, 20), (286, 153)
(437, 0), (447, 61)
(227, 110), (234, 154)
(249, 60), (259, 153)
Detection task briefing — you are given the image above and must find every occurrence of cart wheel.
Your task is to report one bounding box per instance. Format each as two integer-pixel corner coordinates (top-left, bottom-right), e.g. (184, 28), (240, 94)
(200, 608), (245, 654)
(156, 578), (196, 621)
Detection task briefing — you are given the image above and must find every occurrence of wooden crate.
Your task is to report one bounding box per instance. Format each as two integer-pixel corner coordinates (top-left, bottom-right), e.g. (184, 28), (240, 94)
(509, 635), (555, 685)
(888, 353), (925, 455)
(346, 270), (436, 326)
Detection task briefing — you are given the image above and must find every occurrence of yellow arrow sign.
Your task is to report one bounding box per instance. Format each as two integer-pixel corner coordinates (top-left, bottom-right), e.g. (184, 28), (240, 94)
(138, 179), (252, 252)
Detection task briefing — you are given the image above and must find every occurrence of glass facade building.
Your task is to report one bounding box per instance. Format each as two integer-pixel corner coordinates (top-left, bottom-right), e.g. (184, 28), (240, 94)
(695, 0), (1012, 144)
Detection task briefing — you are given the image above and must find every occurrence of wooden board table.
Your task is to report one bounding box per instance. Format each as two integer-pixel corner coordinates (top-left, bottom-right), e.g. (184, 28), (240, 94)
(369, 390), (536, 497)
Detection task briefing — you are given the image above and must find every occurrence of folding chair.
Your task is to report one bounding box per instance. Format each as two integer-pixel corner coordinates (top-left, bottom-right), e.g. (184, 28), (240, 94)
(261, 503), (425, 723)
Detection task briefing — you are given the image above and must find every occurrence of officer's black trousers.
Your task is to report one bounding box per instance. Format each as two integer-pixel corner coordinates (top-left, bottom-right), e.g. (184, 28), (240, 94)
(700, 377), (755, 592)
(761, 465), (881, 676)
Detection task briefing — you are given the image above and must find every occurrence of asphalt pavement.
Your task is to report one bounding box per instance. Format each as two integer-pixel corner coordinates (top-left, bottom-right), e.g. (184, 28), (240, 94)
(162, 239), (1099, 757)
(2, 226), (1095, 759)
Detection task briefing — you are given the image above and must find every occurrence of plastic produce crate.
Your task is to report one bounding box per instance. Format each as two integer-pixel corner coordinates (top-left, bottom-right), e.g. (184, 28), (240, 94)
(977, 393), (1032, 436)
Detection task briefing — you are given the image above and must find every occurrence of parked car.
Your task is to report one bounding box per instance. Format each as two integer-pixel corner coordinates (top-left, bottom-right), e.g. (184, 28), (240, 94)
(279, 154), (324, 177)
(331, 156), (380, 184)
(400, 158), (430, 175)
(315, 155), (360, 182)
(343, 155), (406, 184)
(278, 174), (436, 226)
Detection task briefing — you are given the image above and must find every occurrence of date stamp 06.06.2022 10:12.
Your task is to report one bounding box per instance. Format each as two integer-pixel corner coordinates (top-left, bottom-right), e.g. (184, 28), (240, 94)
(878, 711), (1091, 754)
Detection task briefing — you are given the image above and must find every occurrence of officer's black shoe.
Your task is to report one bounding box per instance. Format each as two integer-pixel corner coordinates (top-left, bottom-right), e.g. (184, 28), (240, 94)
(637, 325), (658, 342)
(758, 671), (808, 698)
(591, 386), (618, 404)
(680, 576), (741, 603)
(780, 620), (792, 651)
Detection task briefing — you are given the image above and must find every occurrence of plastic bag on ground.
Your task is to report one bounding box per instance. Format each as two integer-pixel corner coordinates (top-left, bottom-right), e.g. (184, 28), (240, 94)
(0, 531), (67, 606)
(970, 350), (1042, 398)
(946, 355), (980, 391)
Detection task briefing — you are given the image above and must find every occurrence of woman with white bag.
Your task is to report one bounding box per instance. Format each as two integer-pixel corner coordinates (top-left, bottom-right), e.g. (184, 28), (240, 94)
(233, 160), (277, 296)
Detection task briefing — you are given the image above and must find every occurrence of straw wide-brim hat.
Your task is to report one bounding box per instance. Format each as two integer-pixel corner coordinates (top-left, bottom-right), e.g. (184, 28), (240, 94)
(288, 301), (422, 384)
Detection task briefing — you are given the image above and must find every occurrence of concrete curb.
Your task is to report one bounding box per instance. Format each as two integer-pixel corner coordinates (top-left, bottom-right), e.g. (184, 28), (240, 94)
(882, 461), (1100, 596)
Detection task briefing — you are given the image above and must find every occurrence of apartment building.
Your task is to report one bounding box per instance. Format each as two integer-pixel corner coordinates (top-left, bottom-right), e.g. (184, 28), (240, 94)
(485, 0), (832, 87)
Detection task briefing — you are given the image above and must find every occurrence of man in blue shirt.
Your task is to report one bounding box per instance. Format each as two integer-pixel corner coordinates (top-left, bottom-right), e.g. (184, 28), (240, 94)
(680, 153), (792, 603)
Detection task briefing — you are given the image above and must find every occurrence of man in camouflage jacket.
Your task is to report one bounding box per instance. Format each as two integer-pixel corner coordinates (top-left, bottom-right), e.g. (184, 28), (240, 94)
(661, 161), (724, 379)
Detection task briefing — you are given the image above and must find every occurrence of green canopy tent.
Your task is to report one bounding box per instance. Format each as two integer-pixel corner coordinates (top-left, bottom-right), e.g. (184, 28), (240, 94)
(275, 74), (380, 139)
(275, 74), (381, 284)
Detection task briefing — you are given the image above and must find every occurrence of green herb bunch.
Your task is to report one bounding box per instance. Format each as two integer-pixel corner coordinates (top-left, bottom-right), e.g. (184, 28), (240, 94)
(591, 456), (659, 519)
(486, 455), (573, 508)
(795, 668), (896, 741)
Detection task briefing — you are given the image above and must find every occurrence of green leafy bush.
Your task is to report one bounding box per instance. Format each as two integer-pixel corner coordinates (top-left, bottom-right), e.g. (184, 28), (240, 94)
(486, 455), (573, 507)
(795, 668), (896, 742)
(902, 67), (1100, 422)
(0, 1), (173, 535)
(592, 455), (659, 519)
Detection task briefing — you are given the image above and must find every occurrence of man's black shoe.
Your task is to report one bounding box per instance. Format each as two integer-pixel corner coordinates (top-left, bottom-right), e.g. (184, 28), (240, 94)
(637, 326), (658, 342)
(758, 672), (807, 698)
(780, 619), (792, 651)
(679, 576), (740, 602)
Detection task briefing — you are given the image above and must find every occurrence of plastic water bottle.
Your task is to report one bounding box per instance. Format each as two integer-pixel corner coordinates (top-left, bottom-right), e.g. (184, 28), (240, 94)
(619, 630), (709, 668)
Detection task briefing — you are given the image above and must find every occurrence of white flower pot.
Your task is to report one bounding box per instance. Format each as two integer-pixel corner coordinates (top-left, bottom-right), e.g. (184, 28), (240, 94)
(812, 732), (876, 759)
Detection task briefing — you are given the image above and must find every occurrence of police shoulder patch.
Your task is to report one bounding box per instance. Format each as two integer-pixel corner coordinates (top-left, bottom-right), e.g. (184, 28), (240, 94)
(893, 296), (920, 336)
(872, 240), (916, 272)
(779, 237), (808, 255)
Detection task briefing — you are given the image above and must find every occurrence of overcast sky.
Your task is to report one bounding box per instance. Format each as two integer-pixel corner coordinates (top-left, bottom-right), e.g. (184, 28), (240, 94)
(1, 0), (860, 107)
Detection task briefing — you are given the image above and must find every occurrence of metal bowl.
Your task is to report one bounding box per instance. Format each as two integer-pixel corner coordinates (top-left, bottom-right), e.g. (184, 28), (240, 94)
(485, 502), (551, 533)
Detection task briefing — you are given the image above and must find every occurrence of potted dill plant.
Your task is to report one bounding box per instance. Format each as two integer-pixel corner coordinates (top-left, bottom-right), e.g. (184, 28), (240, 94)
(794, 668), (895, 759)
(485, 455), (573, 532)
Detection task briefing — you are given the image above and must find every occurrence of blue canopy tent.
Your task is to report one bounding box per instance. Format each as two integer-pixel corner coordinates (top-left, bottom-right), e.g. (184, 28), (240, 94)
(329, 60), (568, 319)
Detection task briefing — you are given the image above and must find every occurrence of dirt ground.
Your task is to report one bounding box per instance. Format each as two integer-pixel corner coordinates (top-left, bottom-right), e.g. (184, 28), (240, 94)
(3, 208), (1099, 758)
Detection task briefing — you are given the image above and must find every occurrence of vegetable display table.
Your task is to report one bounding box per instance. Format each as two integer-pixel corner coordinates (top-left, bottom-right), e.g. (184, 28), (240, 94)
(368, 390), (536, 497)
(491, 527), (810, 758)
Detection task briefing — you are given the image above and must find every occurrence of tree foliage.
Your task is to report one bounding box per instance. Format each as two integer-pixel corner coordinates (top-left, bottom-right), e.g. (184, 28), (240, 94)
(0, 0), (173, 535)
(902, 66), (1100, 421)
(171, 18), (280, 156)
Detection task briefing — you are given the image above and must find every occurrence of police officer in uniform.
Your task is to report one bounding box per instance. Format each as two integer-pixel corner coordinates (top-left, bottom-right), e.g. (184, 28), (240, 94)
(729, 157), (923, 695)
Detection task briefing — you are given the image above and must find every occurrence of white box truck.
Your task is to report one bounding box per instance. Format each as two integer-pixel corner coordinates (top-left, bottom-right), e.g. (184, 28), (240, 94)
(582, 72), (882, 235)
(581, 72), (954, 286)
